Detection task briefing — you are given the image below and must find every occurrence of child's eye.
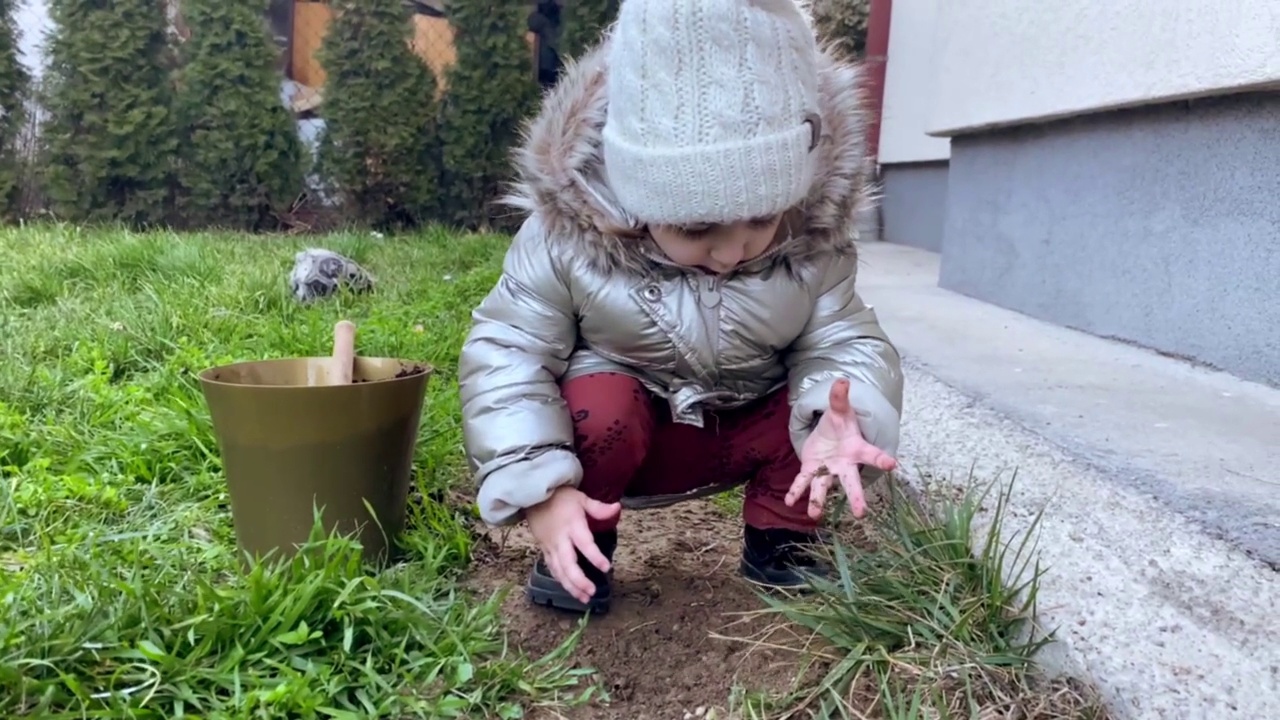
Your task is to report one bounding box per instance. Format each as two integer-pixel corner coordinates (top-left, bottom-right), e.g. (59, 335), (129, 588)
(747, 215), (779, 229)
(677, 224), (715, 239)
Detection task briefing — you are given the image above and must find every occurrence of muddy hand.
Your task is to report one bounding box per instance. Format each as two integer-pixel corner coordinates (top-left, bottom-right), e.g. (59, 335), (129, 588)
(786, 378), (898, 520)
(526, 486), (620, 604)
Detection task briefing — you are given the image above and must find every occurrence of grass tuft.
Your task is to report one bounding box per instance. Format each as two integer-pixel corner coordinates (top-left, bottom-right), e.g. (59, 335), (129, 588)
(721, 477), (1108, 720)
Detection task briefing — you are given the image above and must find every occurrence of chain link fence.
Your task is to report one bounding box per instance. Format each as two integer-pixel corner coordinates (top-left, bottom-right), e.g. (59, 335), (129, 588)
(12, 81), (45, 221)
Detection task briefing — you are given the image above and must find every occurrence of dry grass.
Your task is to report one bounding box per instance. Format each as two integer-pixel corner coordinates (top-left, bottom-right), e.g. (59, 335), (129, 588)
(715, 479), (1111, 720)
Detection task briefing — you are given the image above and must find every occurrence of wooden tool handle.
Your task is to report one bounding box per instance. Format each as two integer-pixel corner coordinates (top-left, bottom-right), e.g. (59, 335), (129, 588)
(331, 320), (356, 385)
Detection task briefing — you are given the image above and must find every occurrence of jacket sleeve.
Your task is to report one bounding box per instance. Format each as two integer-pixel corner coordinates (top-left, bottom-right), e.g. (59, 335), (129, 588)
(458, 217), (581, 527)
(783, 253), (904, 465)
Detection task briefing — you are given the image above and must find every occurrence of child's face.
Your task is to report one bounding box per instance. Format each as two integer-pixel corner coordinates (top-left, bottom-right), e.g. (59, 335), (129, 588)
(649, 215), (784, 275)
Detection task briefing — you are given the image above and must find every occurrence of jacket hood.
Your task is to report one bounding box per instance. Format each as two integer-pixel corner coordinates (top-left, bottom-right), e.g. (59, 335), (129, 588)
(503, 34), (876, 277)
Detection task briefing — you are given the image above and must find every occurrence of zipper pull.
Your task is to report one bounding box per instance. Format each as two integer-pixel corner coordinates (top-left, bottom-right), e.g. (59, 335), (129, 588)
(700, 276), (722, 308)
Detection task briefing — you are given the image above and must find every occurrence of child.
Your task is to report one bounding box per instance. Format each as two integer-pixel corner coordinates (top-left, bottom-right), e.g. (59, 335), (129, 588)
(458, 0), (904, 615)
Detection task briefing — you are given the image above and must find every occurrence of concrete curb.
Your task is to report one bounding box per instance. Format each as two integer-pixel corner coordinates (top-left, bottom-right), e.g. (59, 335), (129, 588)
(893, 362), (1278, 720)
(857, 242), (1280, 720)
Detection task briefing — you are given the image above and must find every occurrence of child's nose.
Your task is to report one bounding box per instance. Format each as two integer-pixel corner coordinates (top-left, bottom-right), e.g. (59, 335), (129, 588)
(710, 245), (744, 268)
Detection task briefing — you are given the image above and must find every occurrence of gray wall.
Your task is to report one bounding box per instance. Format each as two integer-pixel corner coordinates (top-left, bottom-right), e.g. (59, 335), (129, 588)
(939, 92), (1280, 388)
(879, 161), (949, 253)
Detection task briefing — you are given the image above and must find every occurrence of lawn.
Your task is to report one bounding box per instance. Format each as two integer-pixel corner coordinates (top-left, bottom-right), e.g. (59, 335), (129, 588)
(0, 224), (1108, 719)
(0, 224), (591, 718)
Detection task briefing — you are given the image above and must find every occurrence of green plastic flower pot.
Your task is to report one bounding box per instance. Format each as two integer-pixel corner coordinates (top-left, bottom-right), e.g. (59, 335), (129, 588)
(198, 357), (432, 567)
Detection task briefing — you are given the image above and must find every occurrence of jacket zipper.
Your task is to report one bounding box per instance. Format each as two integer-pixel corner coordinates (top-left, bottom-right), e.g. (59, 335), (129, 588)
(698, 274), (723, 382)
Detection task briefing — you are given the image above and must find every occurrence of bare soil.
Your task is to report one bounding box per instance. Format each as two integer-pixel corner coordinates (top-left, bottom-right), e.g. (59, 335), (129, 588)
(353, 365), (428, 383)
(466, 499), (838, 720)
(464, 483), (1107, 720)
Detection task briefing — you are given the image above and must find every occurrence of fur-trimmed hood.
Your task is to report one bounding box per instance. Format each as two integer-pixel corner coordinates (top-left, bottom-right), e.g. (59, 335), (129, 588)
(503, 34), (876, 277)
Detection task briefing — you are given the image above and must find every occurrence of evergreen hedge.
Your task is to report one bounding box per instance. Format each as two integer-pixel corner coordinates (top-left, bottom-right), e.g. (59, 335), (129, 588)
(42, 0), (177, 227)
(438, 0), (538, 231)
(809, 0), (871, 59)
(174, 0), (305, 231)
(0, 0), (27, 219)
(560, 0), (618, 61)
(316, 0), (440, 231)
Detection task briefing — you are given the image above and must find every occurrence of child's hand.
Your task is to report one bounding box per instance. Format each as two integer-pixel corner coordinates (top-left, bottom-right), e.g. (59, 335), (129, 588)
(525, 486), (621, 604)
(787, 378), (898, 520)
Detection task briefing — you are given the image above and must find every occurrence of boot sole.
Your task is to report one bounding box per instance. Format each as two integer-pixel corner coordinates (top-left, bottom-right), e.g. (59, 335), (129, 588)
(527, 566), (612, 615)
(739, 559), (808, 589)
(738, 558), (828, 590)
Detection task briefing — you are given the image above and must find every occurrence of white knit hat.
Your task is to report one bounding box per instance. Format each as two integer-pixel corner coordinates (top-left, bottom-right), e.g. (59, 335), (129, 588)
(601, 0), (822, 226)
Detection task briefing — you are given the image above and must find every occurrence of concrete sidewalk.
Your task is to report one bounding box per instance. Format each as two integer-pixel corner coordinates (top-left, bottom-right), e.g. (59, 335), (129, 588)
(856, 242), (1279, 720)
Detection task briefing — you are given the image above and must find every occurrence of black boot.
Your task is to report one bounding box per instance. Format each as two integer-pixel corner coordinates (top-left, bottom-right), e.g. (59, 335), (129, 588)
(527, 529), (617, 615)
(739, 525), (831, 589)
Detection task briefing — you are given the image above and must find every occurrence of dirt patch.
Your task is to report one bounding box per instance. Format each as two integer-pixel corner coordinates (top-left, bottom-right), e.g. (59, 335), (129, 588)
(393, 365), (427, 379)
(467, 499), (824, 720)
(353, 365), (428, 383)
(462, 481), (1105, 720)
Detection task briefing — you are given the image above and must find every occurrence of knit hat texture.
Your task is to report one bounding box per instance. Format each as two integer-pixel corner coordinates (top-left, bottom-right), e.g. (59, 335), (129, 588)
(601, 0), (822, 226)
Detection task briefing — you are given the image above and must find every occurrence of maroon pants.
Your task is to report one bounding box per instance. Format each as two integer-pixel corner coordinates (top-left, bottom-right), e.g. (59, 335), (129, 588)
(563, 372), (817, 533)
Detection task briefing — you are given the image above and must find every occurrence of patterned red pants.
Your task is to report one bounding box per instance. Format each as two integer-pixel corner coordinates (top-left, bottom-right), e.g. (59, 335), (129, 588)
(562, 372), (817, 533)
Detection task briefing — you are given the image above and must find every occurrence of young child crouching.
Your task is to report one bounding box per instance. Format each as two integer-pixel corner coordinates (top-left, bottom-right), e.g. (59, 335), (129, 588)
(458, 0), (903, 615)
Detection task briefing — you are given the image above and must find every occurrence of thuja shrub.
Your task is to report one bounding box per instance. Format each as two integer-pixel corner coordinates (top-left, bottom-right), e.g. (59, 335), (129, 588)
(316, 0), (440, 231)
(560, 0), (618, 60)
(174, 0), (305, 231)
(0, 0), (27, 219)
(42, 0), (177, 227)
(808, 0), (871, 58)
(437, 0), (539, 231)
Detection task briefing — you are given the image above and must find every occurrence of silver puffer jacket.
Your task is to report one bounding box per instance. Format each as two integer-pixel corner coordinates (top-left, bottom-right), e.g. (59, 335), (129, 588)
(458, 38), (904, 527)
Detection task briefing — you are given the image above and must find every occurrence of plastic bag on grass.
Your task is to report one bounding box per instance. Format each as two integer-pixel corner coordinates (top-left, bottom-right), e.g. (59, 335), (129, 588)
(289, 248), (375, 303)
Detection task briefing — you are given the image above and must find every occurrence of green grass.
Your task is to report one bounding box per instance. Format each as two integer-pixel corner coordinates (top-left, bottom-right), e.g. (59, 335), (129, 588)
(0, 224), (594, 718)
